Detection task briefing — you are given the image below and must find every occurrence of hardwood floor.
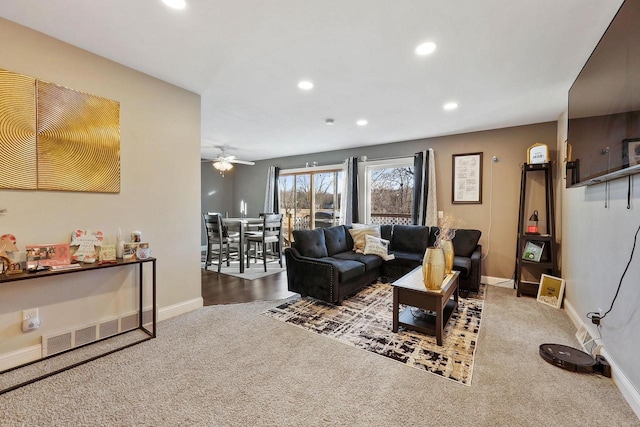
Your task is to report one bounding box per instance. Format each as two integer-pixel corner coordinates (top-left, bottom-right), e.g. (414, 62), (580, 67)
(201, 268), (296, 305)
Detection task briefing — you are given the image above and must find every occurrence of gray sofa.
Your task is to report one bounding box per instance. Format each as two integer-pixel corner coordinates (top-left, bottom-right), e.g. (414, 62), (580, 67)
(284, 224), (482, 304)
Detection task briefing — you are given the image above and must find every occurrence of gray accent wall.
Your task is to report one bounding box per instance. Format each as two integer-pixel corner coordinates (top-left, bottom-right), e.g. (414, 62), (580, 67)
(201, 162), (235, 245)
(558, 110), (640, 409)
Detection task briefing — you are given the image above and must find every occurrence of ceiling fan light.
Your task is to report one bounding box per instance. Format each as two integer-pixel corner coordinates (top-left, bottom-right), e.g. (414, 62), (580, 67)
(213, 160), (233, 172)
(298, 80), (314, 90)
(162, 0), (186, 10)
(415, 41), (437, 56)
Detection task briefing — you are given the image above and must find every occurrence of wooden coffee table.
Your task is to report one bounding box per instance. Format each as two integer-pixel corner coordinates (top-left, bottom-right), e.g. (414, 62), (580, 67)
(391, 267), (460, 345)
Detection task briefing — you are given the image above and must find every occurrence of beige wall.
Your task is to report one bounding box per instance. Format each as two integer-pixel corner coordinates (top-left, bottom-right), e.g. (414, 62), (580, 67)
(230, 122), (558, 280)
(0, 19), (202, 363)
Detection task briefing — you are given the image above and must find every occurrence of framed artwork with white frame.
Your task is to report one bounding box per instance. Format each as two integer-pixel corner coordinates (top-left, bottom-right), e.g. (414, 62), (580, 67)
(537, 274), (566, 309)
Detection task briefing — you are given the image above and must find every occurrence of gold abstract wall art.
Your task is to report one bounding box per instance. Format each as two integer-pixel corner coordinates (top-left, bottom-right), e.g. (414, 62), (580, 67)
(0, 68), (120, 193)
(0, 70), (37, 190)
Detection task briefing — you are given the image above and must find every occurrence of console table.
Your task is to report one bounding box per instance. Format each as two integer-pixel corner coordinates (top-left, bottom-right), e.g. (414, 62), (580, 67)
(0, 258), (156, 395)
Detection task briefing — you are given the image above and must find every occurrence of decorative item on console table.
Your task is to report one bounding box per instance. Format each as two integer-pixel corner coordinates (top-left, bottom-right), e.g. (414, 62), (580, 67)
(136, 243), (151, 260)
(70, 230), (104, 263)
(99, 244), (117, 264)
(0, 234), (22, 275)
(116, 227), (125, 259)
(26, 243), (71, 270)
(123, 242), (151, 261)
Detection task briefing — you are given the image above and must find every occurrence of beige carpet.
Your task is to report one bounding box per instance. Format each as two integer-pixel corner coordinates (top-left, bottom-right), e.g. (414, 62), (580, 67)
(1, 286), (638, 426)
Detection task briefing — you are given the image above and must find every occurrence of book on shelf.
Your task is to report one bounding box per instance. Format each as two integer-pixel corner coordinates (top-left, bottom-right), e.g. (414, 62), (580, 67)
(522, 241), (545, 262)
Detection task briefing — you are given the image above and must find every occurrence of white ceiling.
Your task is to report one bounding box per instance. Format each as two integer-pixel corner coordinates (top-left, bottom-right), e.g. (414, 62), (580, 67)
(0, 0), (624, 162)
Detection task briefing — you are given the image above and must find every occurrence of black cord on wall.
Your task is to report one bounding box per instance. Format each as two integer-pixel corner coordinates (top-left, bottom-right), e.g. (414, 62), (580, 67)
(587, 221), (640, 325)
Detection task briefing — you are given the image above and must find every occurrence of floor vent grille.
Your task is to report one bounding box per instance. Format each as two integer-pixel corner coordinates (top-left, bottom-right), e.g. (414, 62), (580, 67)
(44, 332), (72, 356)
(120, 314), (139, 332)
(42, 310), (152, 357)
(99, 319), (119, 339)
(74, 325), (97, 347)
(576, 324), (602, 356)
(142, 309), (153, 326)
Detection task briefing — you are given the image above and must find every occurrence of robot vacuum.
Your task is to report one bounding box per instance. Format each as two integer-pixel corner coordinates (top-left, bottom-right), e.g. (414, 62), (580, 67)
(539, 343), (611, 377)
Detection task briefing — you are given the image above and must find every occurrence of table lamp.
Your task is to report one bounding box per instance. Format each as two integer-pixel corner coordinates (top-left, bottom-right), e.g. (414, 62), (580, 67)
(527, 210), (540, 234)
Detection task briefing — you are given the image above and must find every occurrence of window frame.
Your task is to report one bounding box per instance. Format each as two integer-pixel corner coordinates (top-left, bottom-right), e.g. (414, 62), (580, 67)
(359, 156), (414, 223)
(279, 163), (343, 230)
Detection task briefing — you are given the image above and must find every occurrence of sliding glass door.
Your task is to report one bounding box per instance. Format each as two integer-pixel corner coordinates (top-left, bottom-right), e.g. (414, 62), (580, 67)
(279, 169), (342, 243)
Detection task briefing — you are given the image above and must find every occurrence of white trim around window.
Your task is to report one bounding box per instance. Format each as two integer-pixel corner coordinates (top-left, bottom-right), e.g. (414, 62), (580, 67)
(359, 156), (414, 223)
(280, 163), (343, 175)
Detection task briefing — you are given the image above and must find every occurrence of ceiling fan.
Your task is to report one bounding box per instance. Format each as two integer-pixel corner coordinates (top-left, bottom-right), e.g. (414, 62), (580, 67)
(202, 148), (255, 176)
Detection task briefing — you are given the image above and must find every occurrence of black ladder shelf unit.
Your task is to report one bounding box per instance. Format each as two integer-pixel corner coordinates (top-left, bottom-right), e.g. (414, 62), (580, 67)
(515, 162), (558, 297)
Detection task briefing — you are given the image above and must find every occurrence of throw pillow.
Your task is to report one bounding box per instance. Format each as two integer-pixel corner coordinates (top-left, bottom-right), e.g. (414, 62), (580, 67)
(351, 223), (369, 229)
(348, 225), (380, 253)
(363, 234), (395, 261)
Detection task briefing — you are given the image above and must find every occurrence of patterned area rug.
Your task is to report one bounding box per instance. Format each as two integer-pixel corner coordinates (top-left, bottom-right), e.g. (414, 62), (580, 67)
(263, 282), (485, 386)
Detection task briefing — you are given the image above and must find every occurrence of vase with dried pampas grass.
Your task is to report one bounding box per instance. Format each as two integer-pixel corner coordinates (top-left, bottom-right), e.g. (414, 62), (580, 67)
(435, 214), (462, 274)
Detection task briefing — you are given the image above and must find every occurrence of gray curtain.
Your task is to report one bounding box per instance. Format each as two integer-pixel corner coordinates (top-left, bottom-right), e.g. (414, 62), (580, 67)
(412, 149), (437, 226)
(263, 166), (280, 214)
(340, 156), (359, 225)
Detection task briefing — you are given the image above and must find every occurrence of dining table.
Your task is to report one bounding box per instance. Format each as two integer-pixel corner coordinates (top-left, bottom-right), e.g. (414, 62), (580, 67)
(223, 217), (263, 273)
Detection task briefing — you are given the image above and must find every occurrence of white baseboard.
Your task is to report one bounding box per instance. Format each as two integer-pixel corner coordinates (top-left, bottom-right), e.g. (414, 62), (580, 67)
(564, 299), (640, 419)
(482, 275), (514, 288)
(0, 344), (41, 372)
(0, 298), (202, 372)
(158, 297), (203, 322)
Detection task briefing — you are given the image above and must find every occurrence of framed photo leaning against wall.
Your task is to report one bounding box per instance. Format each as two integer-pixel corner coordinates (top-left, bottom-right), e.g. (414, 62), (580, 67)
(537, 274), (565, 309)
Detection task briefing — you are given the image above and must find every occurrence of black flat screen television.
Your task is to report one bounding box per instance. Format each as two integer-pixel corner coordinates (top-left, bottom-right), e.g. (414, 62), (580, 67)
(567, 0), (640, 187)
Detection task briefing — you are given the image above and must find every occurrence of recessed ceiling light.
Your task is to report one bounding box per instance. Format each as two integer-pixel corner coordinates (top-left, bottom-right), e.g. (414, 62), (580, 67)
(356, 119), (368, 126)
(443, 102), (458, 111)
(298, 80), (314, 90)
(162, 0), (186, 10)
(415, 41), (437, 56)
(325, 118), (335, 125)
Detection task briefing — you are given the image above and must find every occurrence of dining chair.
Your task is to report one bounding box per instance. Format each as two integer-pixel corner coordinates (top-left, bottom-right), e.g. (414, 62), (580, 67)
(245, 213), (283, 272)
(202, 213), (239, 272)
(207, 212), (240, 239)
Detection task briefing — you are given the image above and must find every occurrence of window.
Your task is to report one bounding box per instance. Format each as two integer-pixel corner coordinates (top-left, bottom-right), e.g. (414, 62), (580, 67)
(361, 157), (414, 225)
(279, 166), (342, 242)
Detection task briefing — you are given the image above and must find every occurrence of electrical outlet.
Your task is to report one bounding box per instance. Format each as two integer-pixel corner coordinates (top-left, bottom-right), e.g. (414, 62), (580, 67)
(438, 211), (444, 219)
(598, 308), (603, 316)
(23, 308), (38, 321)
(22, 308), (41, 332)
